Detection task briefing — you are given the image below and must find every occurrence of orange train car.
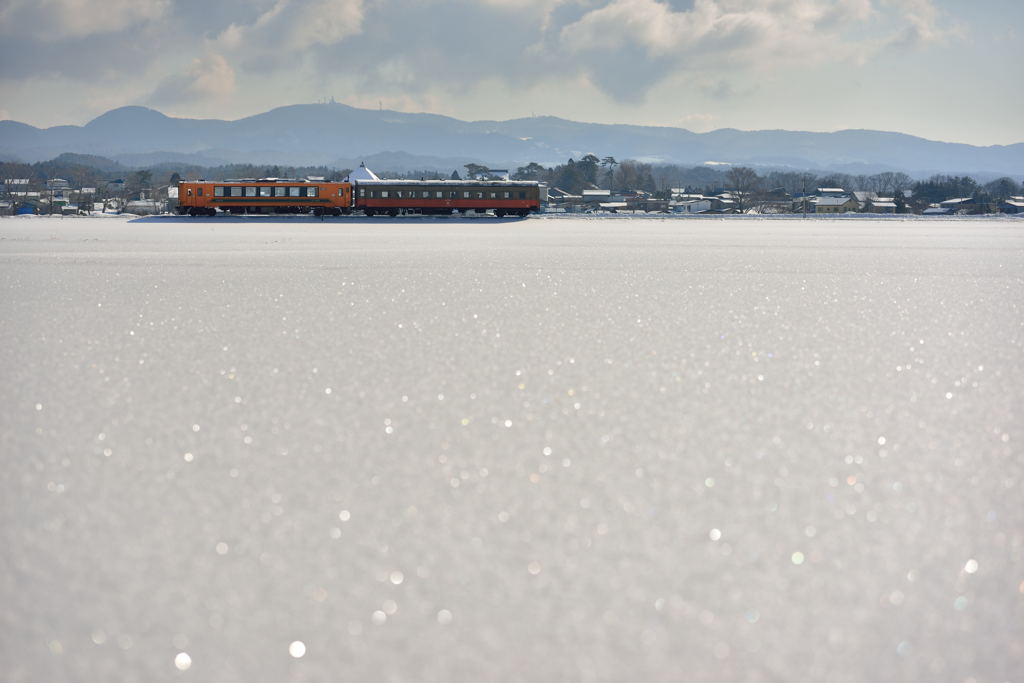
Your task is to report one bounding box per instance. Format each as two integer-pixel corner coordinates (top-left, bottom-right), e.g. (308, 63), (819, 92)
(177, 179), (352, 216)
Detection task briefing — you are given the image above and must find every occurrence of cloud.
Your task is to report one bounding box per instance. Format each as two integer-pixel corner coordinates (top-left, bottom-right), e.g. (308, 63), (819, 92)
(0, 0), (169, 41)
(550, 0), (950, 101)
(0, 0), (964, 131)
(148, 54), (237, 107)
(216, 0), (366, 68)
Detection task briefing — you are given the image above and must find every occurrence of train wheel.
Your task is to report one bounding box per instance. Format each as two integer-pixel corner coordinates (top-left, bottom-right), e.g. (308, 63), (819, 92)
(495, 209), (506, 217)
(364, 209), (375, 217)
(313, 208), (323, 217)
(388, 208), (399, 217)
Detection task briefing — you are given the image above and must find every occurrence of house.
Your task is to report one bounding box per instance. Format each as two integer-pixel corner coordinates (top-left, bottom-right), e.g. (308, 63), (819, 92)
(939, 197), (976, 214)
(625, 196), (669, 212)
(711, 197), (738, 212)
(866, 197), (897, 213)
(853, 191), (877, 210)
(815, 196), (859, 214)
(999, 197), (1024, 214)
(674, 199), (713, 214)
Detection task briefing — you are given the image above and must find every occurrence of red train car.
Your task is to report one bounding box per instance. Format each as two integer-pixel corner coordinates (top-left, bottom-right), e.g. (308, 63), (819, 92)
(178, 179), (352, 216)
(353, 180), (541, 217)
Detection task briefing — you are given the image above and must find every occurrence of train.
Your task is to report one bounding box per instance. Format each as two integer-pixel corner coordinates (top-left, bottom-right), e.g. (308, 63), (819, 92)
(176, 178), (542, 217)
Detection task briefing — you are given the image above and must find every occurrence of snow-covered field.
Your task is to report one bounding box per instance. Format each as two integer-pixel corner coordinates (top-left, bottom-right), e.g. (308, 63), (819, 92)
(2, 215), (1022, 682)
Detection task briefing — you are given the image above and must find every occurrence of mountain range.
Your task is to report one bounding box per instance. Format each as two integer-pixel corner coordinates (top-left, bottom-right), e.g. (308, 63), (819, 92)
(1, 102), (1021, 177)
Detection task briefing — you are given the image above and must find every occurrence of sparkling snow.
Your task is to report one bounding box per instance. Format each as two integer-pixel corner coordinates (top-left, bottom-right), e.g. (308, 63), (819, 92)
(1, 214), (1022, 682)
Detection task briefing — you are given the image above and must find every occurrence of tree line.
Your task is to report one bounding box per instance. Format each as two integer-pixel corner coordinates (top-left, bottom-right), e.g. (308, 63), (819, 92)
(3, 153), (1021, 212)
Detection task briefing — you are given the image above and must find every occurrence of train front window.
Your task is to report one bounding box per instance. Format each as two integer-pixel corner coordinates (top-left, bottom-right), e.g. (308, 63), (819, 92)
(215, 186), (226, 197)
(187, 189), (193, 197)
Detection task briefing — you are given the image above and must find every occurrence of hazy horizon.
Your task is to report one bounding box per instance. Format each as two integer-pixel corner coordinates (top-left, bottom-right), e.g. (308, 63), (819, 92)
(4, 100), (1022, 150)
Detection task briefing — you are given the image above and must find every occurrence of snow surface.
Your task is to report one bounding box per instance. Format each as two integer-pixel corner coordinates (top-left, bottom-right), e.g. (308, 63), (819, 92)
(2, 215), (1022, 682)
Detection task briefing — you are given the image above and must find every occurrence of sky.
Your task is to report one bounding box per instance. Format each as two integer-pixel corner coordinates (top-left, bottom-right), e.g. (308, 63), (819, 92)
(0, 0), (1021, 146)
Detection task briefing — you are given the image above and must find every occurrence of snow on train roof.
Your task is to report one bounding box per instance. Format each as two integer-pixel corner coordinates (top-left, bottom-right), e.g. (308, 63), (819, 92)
(354, 179), (539, 186)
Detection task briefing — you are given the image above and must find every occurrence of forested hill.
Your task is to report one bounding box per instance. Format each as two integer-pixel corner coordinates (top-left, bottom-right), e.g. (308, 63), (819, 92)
(1, 103), (1021, 176)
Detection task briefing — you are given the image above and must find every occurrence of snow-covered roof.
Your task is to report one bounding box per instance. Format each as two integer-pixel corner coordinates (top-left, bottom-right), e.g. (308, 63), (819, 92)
(346, 163), (380, 182)
(816, 196), (853, 206)
(582, 189), (611, 196)
(871, 202), (896, 208)
(939, 197), (973, 206)
(817, 187), (845, 193)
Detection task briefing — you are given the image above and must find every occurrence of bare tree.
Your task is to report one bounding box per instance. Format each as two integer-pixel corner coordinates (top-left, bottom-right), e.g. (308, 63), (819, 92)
(725, 166), (761, 213)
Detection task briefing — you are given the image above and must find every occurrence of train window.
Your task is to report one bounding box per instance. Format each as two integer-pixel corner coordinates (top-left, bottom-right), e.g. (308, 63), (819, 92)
(308, 187), (318, 198)
(245, 186), (257, 197)
(275, 186), (286, 197)
(359, 189), (365, 198)
(187, 188), (193, 197)
(289, 187), (301, 197)
(435, 191), (442, 199)
(260, 187), (271, 197)
(230, 187), (243, 197)
(463, 191), (470, 199)
(197, 187), (203, 197)
(519, 192), (526, 199)
(381, 191), (388, 198)
(215, 186), (226, 197)
(489, 192), (496, 199)
(503, 192), (510, 199)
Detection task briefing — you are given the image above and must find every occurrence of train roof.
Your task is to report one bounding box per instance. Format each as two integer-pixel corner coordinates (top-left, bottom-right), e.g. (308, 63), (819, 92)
(353, 179), (539, 187)
(183, 178), (333, 184)
(181, 178), (539, 186)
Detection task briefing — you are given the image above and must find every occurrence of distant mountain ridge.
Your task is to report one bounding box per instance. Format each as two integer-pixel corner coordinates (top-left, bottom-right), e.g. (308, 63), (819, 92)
(1, 103), (1021, 177)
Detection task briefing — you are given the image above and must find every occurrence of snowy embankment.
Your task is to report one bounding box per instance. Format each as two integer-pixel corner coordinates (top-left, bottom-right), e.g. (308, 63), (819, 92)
(1, 216), (1022, 683)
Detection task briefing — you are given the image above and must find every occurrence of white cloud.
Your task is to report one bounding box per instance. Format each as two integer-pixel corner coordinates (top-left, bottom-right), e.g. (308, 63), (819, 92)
(218, 0), (365, 57)
(148, 54), (237, 107)
(0, 0), (169, 41)
(550, 0), (950, 100)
